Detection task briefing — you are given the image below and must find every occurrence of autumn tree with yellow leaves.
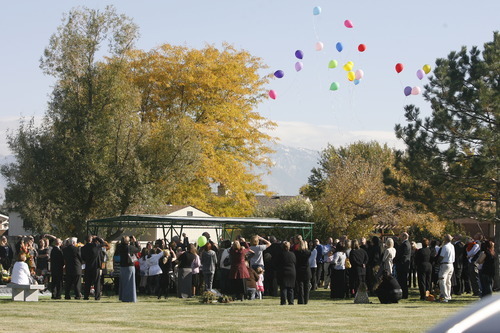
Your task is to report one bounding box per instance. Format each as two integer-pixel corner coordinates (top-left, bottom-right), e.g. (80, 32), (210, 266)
(301, 141), (447, 239)
(126, 44), (276, 216)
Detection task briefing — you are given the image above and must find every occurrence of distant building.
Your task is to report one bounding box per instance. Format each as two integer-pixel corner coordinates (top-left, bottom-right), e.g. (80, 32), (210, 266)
(254, 195), (304, 214)
(0, 213), (8, 236)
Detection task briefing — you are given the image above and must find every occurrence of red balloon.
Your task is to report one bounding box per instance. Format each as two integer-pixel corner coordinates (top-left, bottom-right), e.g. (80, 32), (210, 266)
(395, 63), (404, 73)
(358, 44), (366, 52)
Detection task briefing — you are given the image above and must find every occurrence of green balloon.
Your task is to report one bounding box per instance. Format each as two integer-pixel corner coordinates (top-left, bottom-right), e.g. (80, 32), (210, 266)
(330, 82), (340, 91)
(328, 60), (338, 69)
(197, 236), (207, 247)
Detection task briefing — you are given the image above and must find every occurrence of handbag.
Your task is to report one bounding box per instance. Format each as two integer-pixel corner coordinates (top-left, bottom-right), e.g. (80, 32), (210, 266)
(345, 258), (352, 269)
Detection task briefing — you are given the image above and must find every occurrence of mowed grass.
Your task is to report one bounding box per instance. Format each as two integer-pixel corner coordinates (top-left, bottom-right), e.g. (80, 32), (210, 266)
(0, 288), (484, 333)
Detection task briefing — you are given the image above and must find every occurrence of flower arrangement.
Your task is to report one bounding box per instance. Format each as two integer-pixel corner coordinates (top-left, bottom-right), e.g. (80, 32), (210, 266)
(1, 266), (10, 284)
(201, 291), (218, 303)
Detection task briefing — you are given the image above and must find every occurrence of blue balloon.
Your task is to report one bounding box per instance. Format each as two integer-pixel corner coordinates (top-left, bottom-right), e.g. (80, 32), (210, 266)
(274, 70), (285, 79)
(404, 86), (412, 96)
(354, 79), (360, 85)
(295, 50), (304, 59)
(336, 42), (343, 52)
(313, 6), (322, 15)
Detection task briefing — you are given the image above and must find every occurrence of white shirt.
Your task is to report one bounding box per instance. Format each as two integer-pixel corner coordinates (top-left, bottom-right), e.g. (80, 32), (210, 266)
(440, 242), (455, 264)
(332, 252), (346, 270)
(309, 248), (317, 268)
(11, 261), (31, 285)
(467, 243), (480, 262)
(146, 252), (164, 276)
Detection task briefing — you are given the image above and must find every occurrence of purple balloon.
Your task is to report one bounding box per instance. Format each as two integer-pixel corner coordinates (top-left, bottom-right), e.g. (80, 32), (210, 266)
(404, 86), (412, 96)
(295, 61), (303, 72)
(416, 69), (425, 80)
(274, 70), (284, 78)
(295, 50), (304, 59)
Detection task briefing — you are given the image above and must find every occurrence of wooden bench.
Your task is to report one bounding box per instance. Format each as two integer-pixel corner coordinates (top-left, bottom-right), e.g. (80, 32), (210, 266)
(6, 283), (45, 301)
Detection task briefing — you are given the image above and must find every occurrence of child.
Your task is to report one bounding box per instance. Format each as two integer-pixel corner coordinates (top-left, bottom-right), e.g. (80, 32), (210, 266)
(255, 266), (265, 299)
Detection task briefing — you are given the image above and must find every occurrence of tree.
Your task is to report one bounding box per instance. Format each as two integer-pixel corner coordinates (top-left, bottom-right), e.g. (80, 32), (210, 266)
(389, 32), (499, 282)
(302, 141), (447, 239)
(126, 44), (276, 217)
(1, 7), (197, 238)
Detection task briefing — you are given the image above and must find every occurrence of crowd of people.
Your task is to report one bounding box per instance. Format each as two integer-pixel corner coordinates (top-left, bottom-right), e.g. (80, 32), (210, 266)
(0, 231), (496, 304)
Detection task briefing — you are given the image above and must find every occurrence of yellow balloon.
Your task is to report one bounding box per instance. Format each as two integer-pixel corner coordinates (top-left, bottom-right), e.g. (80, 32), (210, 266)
(347, 71), (355, 81)
(423, 64), (431, 74)
(347, 61), (354, 66)
(343, 63), (353, 71)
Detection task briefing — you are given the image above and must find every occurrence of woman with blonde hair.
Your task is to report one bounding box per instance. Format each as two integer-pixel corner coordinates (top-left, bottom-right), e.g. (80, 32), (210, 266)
(295, 240), (311, 304)
(381, 238), (396, 277)
(228, 238), (253, 301)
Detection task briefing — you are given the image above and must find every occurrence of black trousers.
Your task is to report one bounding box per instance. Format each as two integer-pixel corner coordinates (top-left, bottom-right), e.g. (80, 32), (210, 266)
(396, 263), (410, 299)
(51, 273), (63, 299)
(65, 274), (82, 299)
(417, 265), (432, 300)
(296, 280), (310, 304)
(280, 286), (294, 305)
(83, 269), (101, 300)
(315, 263), (324, 287)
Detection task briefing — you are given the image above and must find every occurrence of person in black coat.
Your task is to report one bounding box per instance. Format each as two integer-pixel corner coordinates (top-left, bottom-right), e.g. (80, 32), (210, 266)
(63, 237), (83, 300)
(366, 236), (381, 294)
(349, 239), (369, 295)
(49, 238), (64, 299)
(294, 240), (311, 305)
(81, 235), (105, 300)
(415, 238), (432, 300)
(0, 236), (14, 271)
(452, 235), (466, 295)
(376, 270), (403, 304)
(263, 236), (281, 297)
(395, 232), (411, 299)
(277, 241), (296, 305)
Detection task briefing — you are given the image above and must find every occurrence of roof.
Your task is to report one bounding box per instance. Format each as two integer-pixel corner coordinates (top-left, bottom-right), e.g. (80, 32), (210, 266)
(255, 195), (302, 211)
(87, 214), (314, 230)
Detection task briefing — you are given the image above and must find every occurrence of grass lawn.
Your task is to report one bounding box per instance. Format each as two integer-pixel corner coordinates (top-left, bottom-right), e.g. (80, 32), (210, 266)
(0, 287), (484, 332)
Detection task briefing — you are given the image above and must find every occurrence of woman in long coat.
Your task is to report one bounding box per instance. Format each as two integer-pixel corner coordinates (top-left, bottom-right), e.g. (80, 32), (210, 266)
(277, 241), (296, 305)
(176, 244), (196, 298)
(415, 238), (432, 300)
(349, 239), (368, 295)
(294, 240), (311, 304)
(228, 239), (252, 301)
(117, 235), (141, 302)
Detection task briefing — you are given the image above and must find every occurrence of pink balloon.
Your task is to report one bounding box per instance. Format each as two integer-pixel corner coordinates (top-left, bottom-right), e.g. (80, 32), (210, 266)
(315, 41), (324, 51)
(411, 86), (421, 95)
(344, 20), (354, 28)
(269, 90), (277, 100)
(295, 61), (303, 72)
(416, 69), (425, 80)
(355, 69), (364, 80)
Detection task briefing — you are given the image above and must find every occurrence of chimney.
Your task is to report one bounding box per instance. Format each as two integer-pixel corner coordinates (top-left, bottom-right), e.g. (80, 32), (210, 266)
(217, 184), (226, 196)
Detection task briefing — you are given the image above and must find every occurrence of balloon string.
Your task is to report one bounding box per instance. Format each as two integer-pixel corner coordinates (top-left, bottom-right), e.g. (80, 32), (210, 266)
(312, 17), (320, 41)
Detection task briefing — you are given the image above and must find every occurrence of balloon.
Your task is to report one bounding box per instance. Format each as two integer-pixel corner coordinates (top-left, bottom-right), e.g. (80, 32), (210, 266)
(355, 69), (364, 80)
(353, 79), (360, 85)
(358, 44), (366, 52)
(329, 82), (340, 91)
(274, 70), (284, 78)
(344, 20), (354, 28)
(328, 60), (338, 69)
(313, 6), (321, 15)
(343, 63), (353, 71)
(347, 61), (354, 66)
(404, 86), (412, 96)
(347, 71), (356, 81)
(411, 86), (421, 95)
(315, 41), (324, 51)
(269, 90), (277, 99)
(423, 64), (431, 74)
(295, 61), (303, 72)
(416, 69), (425, 80)
(295, 50), (304, 59)
(336, 42), (343, 52)
(395, 63), (404, 73)
(197, 236), (207, 247)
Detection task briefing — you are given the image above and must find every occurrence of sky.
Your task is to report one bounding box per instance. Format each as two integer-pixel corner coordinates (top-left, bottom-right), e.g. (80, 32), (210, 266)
(0, 0), (499, 156)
